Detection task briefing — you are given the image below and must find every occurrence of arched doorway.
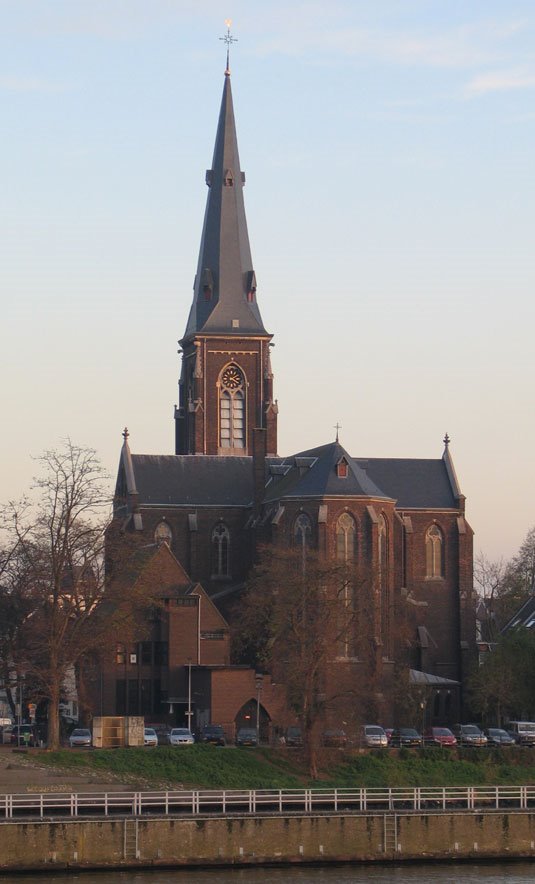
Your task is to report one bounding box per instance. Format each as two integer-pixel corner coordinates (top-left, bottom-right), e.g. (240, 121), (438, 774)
(235, 698), (271, 744)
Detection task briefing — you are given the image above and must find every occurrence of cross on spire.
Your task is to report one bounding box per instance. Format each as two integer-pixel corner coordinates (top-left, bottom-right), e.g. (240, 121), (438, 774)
(334, 422), (342, 442)
(220, 19), (237, 76)
(443, 432), (450, 448)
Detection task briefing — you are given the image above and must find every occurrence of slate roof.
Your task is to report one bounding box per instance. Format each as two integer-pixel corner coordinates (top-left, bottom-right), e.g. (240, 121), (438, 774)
(183, 73), (268, 341)
(264, 441), (390, 502)
(130, 455), (253, 507)
(359, 457), (458, 509)
(502, 597), (535, 633)
(117, 445), (460, 512)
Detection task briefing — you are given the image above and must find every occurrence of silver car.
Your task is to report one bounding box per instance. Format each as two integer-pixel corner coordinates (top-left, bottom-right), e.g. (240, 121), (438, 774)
(144, 727), (158, 747)
(360, 725), (388, 748)
(68, 728), (92, 748)
(169, 727), (194, 746)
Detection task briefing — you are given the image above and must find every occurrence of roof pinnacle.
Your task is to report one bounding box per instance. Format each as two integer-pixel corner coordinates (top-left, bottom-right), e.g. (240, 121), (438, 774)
(443, 432), (450, 448)
(220, 19), (237, 76)
(122, 427), (129, 442)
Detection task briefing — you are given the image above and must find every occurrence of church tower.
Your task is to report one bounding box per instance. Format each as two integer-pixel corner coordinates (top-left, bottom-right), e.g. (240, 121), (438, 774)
(175, 66), (277, 456)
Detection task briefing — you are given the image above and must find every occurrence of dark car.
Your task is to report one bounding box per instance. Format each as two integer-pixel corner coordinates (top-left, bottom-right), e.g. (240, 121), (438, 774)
(424, 727), (457, 747)
(236, 727), (258, 747)
(485, 727), (515, 747)
(145, 723), (172, 745)
(390, 727), (423, 748)
(286, 726), (303, 747)
(10, 725), (38, 747)
(454, 724), (487, 747)
(322, 729), (349, 748)
(200, 724), (226, 746)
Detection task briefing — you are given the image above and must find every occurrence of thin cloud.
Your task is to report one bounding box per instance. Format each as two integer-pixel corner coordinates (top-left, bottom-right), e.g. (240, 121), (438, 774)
(465, 67), (535, 96)
(256, 18), (528, 70)
(0, 75), (64, 93)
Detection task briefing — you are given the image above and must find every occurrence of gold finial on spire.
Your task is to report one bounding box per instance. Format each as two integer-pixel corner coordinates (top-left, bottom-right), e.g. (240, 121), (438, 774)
(220, 19), (237, 76)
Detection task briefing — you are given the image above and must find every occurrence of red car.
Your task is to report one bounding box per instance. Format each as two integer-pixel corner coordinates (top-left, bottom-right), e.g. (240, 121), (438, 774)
(424, 726), (457, 747)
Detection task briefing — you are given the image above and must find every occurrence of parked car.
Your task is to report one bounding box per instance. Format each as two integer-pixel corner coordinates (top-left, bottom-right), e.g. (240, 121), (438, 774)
(10, 725), (38, 747)
(484, 727), (515, 747)
(506, 721), (535, 746)
(286, 726), (303, 747)
(143, 727), (158, 747)
(199, 724), (226, 746)
(1, 725), (14, 745)
(359, 725), (388, 748)
(68, 728), (92, 748)
(145, 723), (172, 745)
(322, 729), (349, 748)
(236, 727), (258, 747)
(424, 727), (457, 747)
(169, 728), (195, 746)
(390, 727), (423, 748)
(453, 724), (487, 747)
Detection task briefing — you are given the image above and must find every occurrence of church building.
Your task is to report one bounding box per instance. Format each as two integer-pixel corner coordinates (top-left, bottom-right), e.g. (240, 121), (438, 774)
(104, 62), (476, 737)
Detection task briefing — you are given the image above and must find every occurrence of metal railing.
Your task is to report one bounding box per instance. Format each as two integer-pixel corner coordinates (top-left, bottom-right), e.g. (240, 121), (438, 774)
(2, 785), (535, 820)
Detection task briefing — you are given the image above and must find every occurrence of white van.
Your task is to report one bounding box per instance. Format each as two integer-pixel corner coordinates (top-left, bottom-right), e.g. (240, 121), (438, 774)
(507, 721), (535, 746)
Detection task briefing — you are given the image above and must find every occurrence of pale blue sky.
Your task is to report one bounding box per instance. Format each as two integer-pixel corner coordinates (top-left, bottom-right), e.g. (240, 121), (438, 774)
(1, 1), (534, 560)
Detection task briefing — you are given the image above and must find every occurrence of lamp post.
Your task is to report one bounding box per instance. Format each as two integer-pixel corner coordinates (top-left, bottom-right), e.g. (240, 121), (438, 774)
(420, 699), (426, 746)
(17, 675), (25, 748)
(255, 674), (264, 743)
(186, 658), (192, 732)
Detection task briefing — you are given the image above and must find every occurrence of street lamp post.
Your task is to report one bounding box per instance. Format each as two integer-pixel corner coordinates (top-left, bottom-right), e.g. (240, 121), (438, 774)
(255, 674), (264, 743)
(187, 659), (192, 732)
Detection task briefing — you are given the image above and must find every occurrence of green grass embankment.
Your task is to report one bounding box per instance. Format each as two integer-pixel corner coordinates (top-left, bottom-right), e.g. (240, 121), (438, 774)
(35, 745), (535, 790)
(327, 748), (535, 788)
(37, 745), (303, 789)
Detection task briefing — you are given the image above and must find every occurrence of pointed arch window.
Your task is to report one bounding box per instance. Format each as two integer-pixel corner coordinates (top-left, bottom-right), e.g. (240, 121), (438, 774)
(336, 514), (357, 658)
(425, 524), (444, 578)
(378, 514), (388, 585)
(154, 521), (172, 546)
(294, 513), (312, 550)
(212, 523), (230, 578)
(219, 364), (245, 450)
(336, 513), (357, 563)
(378, 514), (390, 655)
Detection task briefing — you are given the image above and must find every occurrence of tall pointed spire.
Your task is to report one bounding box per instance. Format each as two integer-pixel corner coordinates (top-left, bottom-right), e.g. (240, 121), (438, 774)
(182, 73), (267, 340)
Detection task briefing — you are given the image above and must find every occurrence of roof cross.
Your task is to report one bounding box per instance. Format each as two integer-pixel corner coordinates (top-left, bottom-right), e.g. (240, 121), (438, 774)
(220, 19), (237, 75)
(334, 422), (342, 442)
(443, 432), (450, 448)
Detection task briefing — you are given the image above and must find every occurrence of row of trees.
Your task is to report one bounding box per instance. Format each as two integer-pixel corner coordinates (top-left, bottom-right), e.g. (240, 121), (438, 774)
(467, 527), (535, 723)
(0, 441), (153, 748)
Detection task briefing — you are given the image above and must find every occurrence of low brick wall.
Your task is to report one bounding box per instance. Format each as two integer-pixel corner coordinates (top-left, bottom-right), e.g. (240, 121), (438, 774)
(1, 812), (535, 872)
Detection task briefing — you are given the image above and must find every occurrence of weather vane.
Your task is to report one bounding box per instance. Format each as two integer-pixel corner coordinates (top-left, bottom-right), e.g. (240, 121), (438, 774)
(220, 19), (237, 75)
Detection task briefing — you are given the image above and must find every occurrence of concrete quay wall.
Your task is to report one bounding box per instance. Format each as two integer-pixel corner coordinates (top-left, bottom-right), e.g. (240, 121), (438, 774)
(1, 812), (535, 872)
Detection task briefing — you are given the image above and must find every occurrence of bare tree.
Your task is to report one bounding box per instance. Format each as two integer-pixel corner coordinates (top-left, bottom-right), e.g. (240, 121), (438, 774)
(0, 440), (154, 748)
(233, 546), (371, 778)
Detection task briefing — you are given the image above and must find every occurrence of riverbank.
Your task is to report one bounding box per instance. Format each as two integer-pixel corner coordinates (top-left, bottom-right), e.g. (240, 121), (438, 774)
(8, 744), (535, 792)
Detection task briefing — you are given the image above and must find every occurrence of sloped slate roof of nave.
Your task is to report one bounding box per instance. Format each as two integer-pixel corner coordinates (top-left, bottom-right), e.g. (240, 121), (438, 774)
(131, 454), (254, 506)
(359, 457), (457, 509)
(264, 441), (390, 502)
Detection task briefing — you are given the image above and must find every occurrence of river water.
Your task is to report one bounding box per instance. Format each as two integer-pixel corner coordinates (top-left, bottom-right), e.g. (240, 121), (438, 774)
(1, 864), (534, 883)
